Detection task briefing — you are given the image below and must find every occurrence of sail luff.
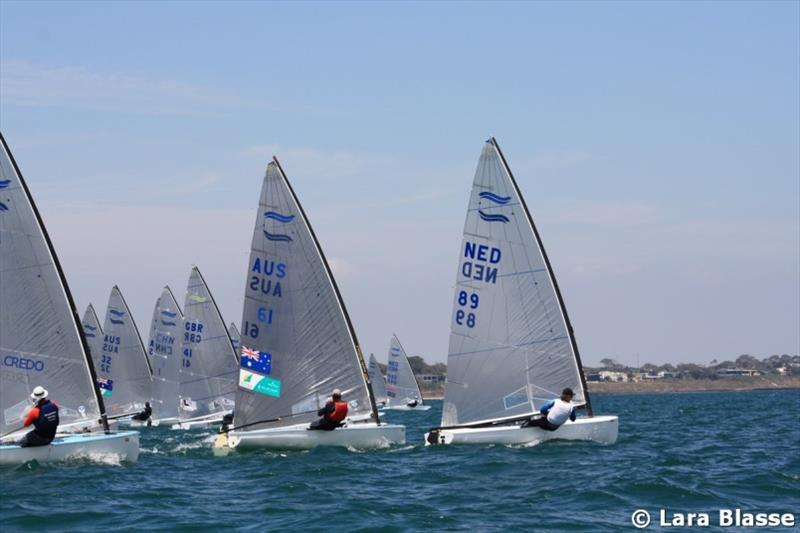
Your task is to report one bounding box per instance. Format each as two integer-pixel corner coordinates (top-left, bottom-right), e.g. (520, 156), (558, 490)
(270, 157), (381, 424)
(0, 133), (107, 427)
(489, 138), (593, 416)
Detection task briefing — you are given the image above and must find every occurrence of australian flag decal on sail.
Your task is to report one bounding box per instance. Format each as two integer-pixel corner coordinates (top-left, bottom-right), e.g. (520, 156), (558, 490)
(97, 377), (114, 397)
(478, 210), (510, 224)
(240, 346), (271, 375)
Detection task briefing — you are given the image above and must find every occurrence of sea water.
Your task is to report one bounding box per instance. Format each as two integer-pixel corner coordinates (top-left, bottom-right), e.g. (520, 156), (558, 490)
(1, 389), (798, 531)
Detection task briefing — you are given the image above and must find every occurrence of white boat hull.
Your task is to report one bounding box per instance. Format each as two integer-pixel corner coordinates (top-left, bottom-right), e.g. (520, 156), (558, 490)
(227, 422), (406, 450)
(0, 431), (140, 464)
(171, 412), (228, 430)
(384, 404), (432, 411)
(424, 415), (618, 446)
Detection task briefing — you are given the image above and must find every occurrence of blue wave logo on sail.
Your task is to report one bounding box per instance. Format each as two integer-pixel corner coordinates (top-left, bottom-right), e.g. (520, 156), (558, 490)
(0, 180), (10, 212)
(264, 211), (295, 223)
(478, 210), (510, 224)
(160, 310), (178, 318)
(263, 230), (292, 243)
(161, 320), (177, 327)
(109, 309), (126, 317)
(479, 191), (511, 205)
(83, 324), (97, 338)
(109, 318), (125, 325)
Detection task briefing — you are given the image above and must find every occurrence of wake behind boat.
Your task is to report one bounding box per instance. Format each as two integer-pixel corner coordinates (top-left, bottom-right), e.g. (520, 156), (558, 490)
(0, 133), (139, 464)
(215, 157), (404, 452)
(425, 138), (618, 447)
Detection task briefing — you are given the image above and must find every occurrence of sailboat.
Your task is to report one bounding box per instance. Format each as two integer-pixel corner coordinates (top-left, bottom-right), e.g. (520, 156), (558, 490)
(96, 286), (153, 422)
(82, 304), (105, 364)
(146, 286), (183, 426)
(228, 323), (241, 355)
(172, 266), (238, 429)
(367, 354), (388, 407)
(384, 335), (431, 411)
(0, 133), (138, 464)
(425, 138), (618, 446)
(216, 157), (404, 451)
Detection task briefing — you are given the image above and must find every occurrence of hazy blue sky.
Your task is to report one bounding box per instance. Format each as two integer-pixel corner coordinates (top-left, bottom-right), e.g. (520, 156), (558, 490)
(1, 1), (798, 365)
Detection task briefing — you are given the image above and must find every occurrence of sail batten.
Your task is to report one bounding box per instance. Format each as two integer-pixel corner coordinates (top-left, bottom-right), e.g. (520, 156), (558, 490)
(0, 133), (104, 434)
(234, 158), (377, 431)
(441, 139), (589, 427)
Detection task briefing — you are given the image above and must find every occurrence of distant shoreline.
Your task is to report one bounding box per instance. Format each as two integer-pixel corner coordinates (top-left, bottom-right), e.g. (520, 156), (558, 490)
(420, 376), (800, 400)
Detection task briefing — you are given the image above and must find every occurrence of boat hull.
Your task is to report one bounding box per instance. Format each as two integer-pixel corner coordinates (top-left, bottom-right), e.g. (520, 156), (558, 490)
(384, 404), (432, 411)
(0, 431), (140, 464)
(424, 415), (618, 446)
(228, 422), (406, 450)
(171, 412), (228, 430)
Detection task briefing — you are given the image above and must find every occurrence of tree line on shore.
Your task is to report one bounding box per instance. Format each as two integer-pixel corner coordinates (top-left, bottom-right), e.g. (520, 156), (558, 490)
(590, 353), (799, 379)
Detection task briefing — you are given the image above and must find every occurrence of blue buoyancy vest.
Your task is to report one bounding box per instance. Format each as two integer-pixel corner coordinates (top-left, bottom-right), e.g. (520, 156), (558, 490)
(33, 400), (59, 439)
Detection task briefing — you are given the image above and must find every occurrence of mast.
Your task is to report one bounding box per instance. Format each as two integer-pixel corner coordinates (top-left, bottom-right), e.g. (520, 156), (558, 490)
(490, 137), (594, 416)
(271, 156), (382, 424)
(0, 133), (110, 430)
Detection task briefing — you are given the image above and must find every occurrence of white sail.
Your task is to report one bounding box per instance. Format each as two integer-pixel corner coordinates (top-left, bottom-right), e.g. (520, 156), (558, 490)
(367, 354), (388, 405)
(82, 304), (104, 368)
(233, 158), (379, 431)
(177, 267), (238, 420)
(441, 139), (590, 427)
(0, 133), (102, 434)
(96, 286), (153, 417)
(146, 287), (183, 422)
(228, 323), (241, 355)
(385, 335), (424, 407)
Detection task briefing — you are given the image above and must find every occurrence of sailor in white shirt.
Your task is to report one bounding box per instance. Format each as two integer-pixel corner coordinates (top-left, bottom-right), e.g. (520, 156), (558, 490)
(523, 388), (576, 431)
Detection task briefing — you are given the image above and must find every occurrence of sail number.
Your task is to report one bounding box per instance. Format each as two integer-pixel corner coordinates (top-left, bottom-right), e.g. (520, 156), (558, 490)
(182, 347), (192, 368)
(455, 290), (479, 328)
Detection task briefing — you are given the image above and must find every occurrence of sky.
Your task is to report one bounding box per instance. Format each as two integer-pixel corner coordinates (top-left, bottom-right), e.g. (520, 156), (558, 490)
(1, 1), (798, 366)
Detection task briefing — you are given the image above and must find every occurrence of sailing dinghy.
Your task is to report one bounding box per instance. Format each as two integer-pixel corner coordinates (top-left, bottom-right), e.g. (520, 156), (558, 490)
(367, 353), (388, 407)
(96, 286), (154, 426)
(384, 335), (431, 411)
(0, 133), (138, 464)
(216, 157), (404, 451)
(172, 267), (238, 429)
(145, 287), (183, 426)
(425, 138), (618, 446)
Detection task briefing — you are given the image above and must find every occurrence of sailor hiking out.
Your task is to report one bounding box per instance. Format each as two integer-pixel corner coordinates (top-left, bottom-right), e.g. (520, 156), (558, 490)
(309, 389), (348, 431)
(523, 388), (576, 431)
(19, 386), (60, 447)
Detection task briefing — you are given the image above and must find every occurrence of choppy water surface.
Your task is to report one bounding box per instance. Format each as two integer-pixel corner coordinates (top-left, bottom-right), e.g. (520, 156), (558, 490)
(2, 390), (798, 531)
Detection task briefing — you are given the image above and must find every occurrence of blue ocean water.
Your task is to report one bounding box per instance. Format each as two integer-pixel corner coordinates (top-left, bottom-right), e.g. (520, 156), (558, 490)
(1, 389), (798, 531)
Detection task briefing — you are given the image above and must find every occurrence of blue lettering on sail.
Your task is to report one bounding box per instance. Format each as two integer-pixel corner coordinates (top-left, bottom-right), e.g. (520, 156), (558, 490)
(462, 241), (501, 284)
(250, 257), (287, 278)
(3, 355), (45, 372)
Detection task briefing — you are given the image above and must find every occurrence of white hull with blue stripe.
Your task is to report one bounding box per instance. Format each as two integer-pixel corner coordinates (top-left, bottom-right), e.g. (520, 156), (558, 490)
(0, 431), (140, 464)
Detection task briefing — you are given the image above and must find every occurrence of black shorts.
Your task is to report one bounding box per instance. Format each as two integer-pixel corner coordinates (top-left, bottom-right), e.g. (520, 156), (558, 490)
(19, 430), (53, 448)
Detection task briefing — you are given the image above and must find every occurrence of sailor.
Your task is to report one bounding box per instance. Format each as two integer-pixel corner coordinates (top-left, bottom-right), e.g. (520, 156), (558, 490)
(523, 388), (576, 431)
(131, 401), (153, 425)
(406, 398), (419, 408)
(19, 386), (60, 448)
(309, 389), (348, 431)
